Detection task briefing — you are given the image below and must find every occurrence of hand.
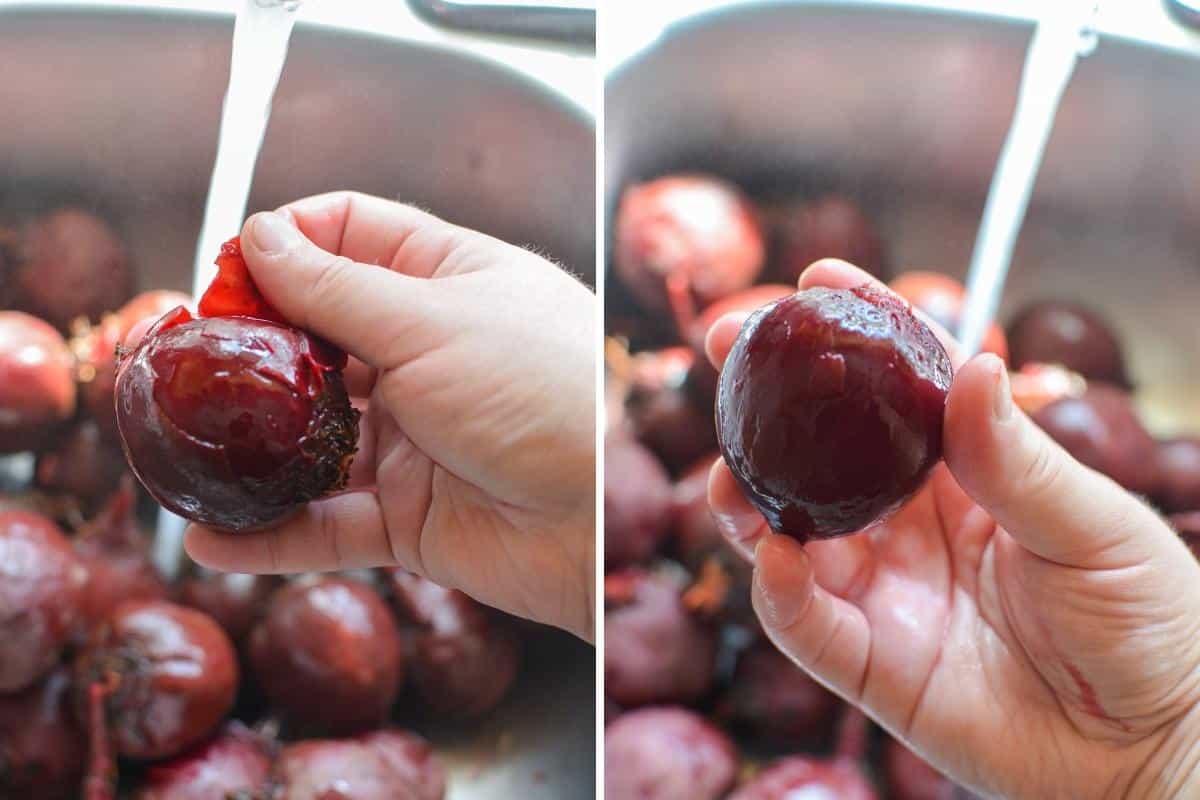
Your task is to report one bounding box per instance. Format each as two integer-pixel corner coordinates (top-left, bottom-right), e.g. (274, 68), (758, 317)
(706, 259), (1200, 799)
(184, 191), (596, 642)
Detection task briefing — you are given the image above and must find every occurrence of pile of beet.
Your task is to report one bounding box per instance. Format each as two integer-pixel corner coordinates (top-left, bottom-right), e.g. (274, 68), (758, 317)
(606, 172), (1200, 798)
(0, 200), (530, 798)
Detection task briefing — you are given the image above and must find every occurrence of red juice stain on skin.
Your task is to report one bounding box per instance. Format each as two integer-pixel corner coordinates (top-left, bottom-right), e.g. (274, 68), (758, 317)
(1061, 660), (1130, 732)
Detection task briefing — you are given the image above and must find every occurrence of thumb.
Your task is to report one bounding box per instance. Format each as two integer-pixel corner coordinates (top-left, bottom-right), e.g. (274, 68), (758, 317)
(944, 353), (1174, 568)
(238, 211), (449, 370)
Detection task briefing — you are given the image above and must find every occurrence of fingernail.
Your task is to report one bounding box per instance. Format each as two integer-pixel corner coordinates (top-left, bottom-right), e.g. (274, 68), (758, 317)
(250, 211), (302, 254)
(988, 354), (1013, 421)
(752, 534), (810, 630)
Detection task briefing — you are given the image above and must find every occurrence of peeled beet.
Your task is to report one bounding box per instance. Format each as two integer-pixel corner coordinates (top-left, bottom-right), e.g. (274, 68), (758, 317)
(771, 194), (888, 284)
(13, 208), (133, 332)
(0, 668), (85, 800)
(626, 347), (718, 474)
(720, 638), (841, 742)
(690, 283), (795, 352)
(614, 175), (765, 328)
(885, 738), (982, 800)
(249, 576), (402, 735)
(604, 707), (738, 800)
(670, 454), (723, 570)
(1007, 301), (1129, 387)
(1031, 385), (1160, 497)
(890, 271), (1008, 361)
(1158, 437), (1200, 513)
(605, 434), (673, 566)
(0, 311), (77, 452)
(74, 600), (238, 760)
(604, 568), (718, 707)
(134, 722), (270, 800)
(0, 510), (87, 691)
(271, 729), (446, 800)
(176, 571), (282, 646)
(730, 756), (878, 800)
(34, 420), (128, 515)
(386, 570), (520, 718)
(717, 286), (952, 540)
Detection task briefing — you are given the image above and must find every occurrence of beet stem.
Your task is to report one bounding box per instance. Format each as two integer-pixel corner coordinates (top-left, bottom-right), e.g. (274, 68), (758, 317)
(83, 675), (117, 800)
(665, 270), (697, 342)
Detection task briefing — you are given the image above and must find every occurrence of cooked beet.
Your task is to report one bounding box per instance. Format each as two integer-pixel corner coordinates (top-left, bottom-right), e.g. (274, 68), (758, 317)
(716, 286), (952, 540)
(1170, 512), (1200, 559)
(249, 576), (403, 735)
(890, 271), (1008, 360)
(1158, 437), (1200, 513)
(0, 311), (77, 453)
(729, 756), (878, 800)
(885, 738), (982, 800)
(1007, 301), (1129, 387)
(13, 208), (133, 332)
(670, 454), (721, 570)
(605, 434), (673, 566)
(175, 571), (282, 646)
(0, 510), (87, 691)
(74, 600), (238, 760)
(271, 729), (446, 800)
(720, 638), (842, 742)
(134, 722), (271, 800)
(771, 195), (888, 284)
(626, 347), (718, 474)
(1031, 385), (1161, 497)
(1009, 362), (1087, 415)
(604, 706), (738, 800)
(34, 420), (128, 515)
(0, 668), (86, 800)
(604, 568), (718, 707)
(690, 283), (795, 351)
(386, 570), (520, 718)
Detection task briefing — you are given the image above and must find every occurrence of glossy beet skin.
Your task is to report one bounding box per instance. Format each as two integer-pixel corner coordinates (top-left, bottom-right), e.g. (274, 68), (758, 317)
(74, 600), (238, 760)
(271, 729), (446, 800)
(249, 576), (403, 735)
(720, 638), (841, 742)
(176, 571), (282, 645)
(387, 570), (520, 717)
(116, 240), (358, 532)
(1158, 437), (1200, 513)
(717, 286), (953, 540)
(0, 311), (77, 452)
(1007, 301), (1129, 387)
(771, 194), (888, 284)
(886, 739), (982, 800)
(0, 511), (87, 691)
(729, 756), (878, 800)
(604, 433), (673, 566)
(614, 175), (765, 323)
(690, 283), (795, 351)
(604, 707), (738, 800)
(604, 568), (718, 708)
(1031, 385), (1161, 497)
(134, 722), (271, 800)
(890, 271), (1008, 361)
(0, 668), (86, 800)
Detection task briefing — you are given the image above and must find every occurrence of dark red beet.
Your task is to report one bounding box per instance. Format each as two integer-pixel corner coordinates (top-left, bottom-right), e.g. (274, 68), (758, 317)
(720, 638), (841, 742)
(604, 568), (718, 707)
(771, 194), (888, 284)
(614, 175), (764, 332)
(1170, 512), (1200, 558)
(0, 510), (87, 691)
(885, 738), (982, 800)
(134, 722), (270, 800)
(249, 576), (403, 735)
(175, 571), (282, 646)
(386, 570), (520, 718)
(626, 347), (718, 474)
(0, 668), (86, 800)
(76, 290), (191, 442)
(74, 600), (238, 760)
(604, 707), (738, 800)
(1158, 437), (1200, 513)
(271, 729), (446, 800)
(730, 756), (878, 800)
(605, 434), (673, 566)
(890, 271), (1008, 361)
(671, 454), (722, 569)
(1009, 362), (1087, 415)
(13, 209), (133, 332)
(35, 420), (128, 517)
(690, 283), (795, 351)
(73, 480), (168, 635)
(1007, 302), (1129, 387)
(717, 286), (952, 540)
(0, 311), (77, 452)
(1031, 386), (1161, 497)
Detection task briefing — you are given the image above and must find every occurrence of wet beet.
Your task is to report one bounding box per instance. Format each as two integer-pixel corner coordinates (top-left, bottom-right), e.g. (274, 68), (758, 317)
(271, 729), (446, 800)
(0, 510), (87, 691)
(716, 286), (952, 541)
(729, 756), (878, 800)
(670, 455), (723, 570)
(604, 434), (673, 566)
(0, 668), (86, 800)
(604, 707), (738, 800)
(35, 420), (128, 518)
(74, 600), (238, 760)
(72, 480), (168, 636)
(614, 175), (765, 331)
(134, 722), (271, 800)
(890, 271), (1008, 360)
(13, 208), (133, 332)
(885, 738), (982, 800)
(1031, 385), (1161, 497)
(690, 283), (795, 352)
(604, 568), (718, 707)
(0, 311), (77, 453)
(1158, 437), (1200, 513)
(1007, 301), (1129, 387)
(771, 195), (888, 284)
(176, 571), (282, 646)
(249, 576), (403, 735)
(720, 638), (842, 742)
(625, 347), (718, 474)
(386, 570), (520, 718)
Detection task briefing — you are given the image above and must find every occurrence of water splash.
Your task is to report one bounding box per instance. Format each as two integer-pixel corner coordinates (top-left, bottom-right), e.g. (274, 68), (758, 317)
(957, 2), (1100, 356)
